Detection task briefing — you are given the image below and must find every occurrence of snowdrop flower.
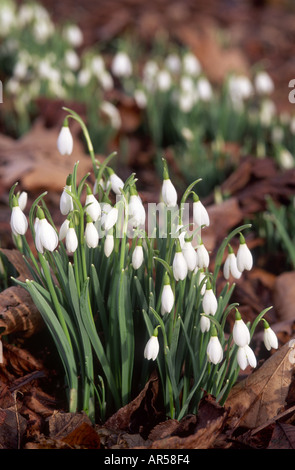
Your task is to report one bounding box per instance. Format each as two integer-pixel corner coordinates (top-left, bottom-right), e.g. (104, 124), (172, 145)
(183, 52), (202, 76)
(237, 345), (257, 370)
(17, 191), (28, 211)
(161, 273), (174, 315)
(109, 170), (124, 195)
(196, 269), (206, 295)
(66, 223), (78, 253)
(233, 310), (250, 347)
(100, 101), (121, 130)
(104, 232), (114, 258)
(262, 319), (278, 351)
(278, 148), (294, 170)
(85, 186), (101, 222)
(35, 208), (58, 253)
(63, 24), (83, 47)
(165, 54), (182, 74)
(202, 281), (218, 316)
(173, 241), (188, 281)
(60, 175), (73, 215)
(104, 206), (118, 233)
(144, 329), (160, 361)
(200, 314), (211, 333)
(59, 218), (70, 241)
(134, 89), (147, 109)
(91, 55), (105, 76)
(259, 99), (276, 127)
(197, 77), (213, 102)
(128, 191), (146, 228)
(196, 241), (210, 269)
(156, 69), (172, 92)
(182, 238), (198, 272)
(193, 193), (210, 228)
(84, 216), (99, 248)
(64, 49), (80, 71)
(132, 242), (144, 270)
(111, 51), (133, 78)
(10, 196), (28, 236)
(161, 160), (177, 208)
(99, 71), (114, 91)
(57, 123), (73, 156)
(207, 328), (223, 364)
(223, 245), (242, 280)
(255, 71), (274, 95)
(237, 234), (253, 272)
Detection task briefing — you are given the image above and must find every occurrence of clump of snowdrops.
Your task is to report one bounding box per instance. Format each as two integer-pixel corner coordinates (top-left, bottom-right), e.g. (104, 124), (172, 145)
(8, 108), (278, 423)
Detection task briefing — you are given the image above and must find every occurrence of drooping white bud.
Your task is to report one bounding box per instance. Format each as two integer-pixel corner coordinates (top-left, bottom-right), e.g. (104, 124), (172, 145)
(207, 329), (223, 365)
(254, 71), (274, 95)
(200, 314), (211, 333)
(66, 225), (78, 253)
(57, 124), (73, 156)
(111, 51), (133, 78)
(196, 242), (209, 269)
(59, 218), (70, 241)
(202, 281), (218, 316)
(85, 187), (101, 222)
(104, 206), (118, 233)
(10, 196), (28, 236)
(233, 311), (250, 347)
(173, 241), (188, 281)
(144, 331), (160, 361)
(84, 217), (99, 248)
(109, 171), (124, 195)
(193, 193), (210, 228)
(182, 239), (198, 272)
(161, 273), (174, 315)
(60, 176), (73, 215)
(35, 208), (58, 253)
(104, 233), (114, 258)
(263, 319), (278, 351)
(132, 244), (144, 270)
(237, 234), (253, 272)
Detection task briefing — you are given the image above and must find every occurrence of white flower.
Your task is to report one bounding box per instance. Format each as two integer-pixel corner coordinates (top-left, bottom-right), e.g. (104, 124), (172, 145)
(196, 242), (210, 269)
(63, 24), (83, 47)
(255, 71), (274, 95)
(35, 213), (58, 253)
(200, 314), (211, 333)
(156, 69), (172, 91)
(104, 206), (118, 233)
(104, 233), (114, 257)
(134, 89), (147, 109)
(237, 345), (257, 370)
(10, 201), (28, 236)
(66, 226), (78, 253)
(278, 148), (294, 170)
(111, 51), (133, 78)
(207, 334), (223, 364)
(57, 125), (73, 155)
(128, 194), (146, 228)
(223, 247), (242, 280)
(263, 321), (278, 351)
(85, 192), (101, 222)
(182, 240), (198, 272)
(165, 54), (182, 74)
(202, 282), (218, 316)
(193, 195), (210, 228)
(237, 235), (253, 272)
(85, 220), (99, 248)
(101, 101), (121, 130)
(162, 179), (177, 207)
(233, 313), (250, 347)
(197, 77), (213, 101)
(109, 172), (124, 195)
(173, 249), (188, 281)
(59, 218), (70, 241)
(60, 184), (73, 215)
(64, 49), (80, 71)
(161, 274), (174, 315)
(196, 269), (206, 295)
(144, 334), (159, 361)
(132, 244), (144, 270)
(183, 52), (202, 76)
(17, 191), (28, 211)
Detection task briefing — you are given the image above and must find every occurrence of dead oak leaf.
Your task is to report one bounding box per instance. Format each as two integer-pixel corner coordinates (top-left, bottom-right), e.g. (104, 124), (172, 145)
(226, 340), (295, 430)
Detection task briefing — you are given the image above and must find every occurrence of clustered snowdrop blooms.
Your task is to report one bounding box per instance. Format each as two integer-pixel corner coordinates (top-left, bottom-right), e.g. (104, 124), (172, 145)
(8, 109), (278, 424)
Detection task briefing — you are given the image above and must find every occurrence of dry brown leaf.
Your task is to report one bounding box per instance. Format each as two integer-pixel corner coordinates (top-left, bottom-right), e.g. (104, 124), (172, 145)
(273, 272), (295, 322)
(0, 249), (44, 337)
(61, 422), (101, 449)
(267, 422), (295, 449)
(226, 340), (295, 430)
